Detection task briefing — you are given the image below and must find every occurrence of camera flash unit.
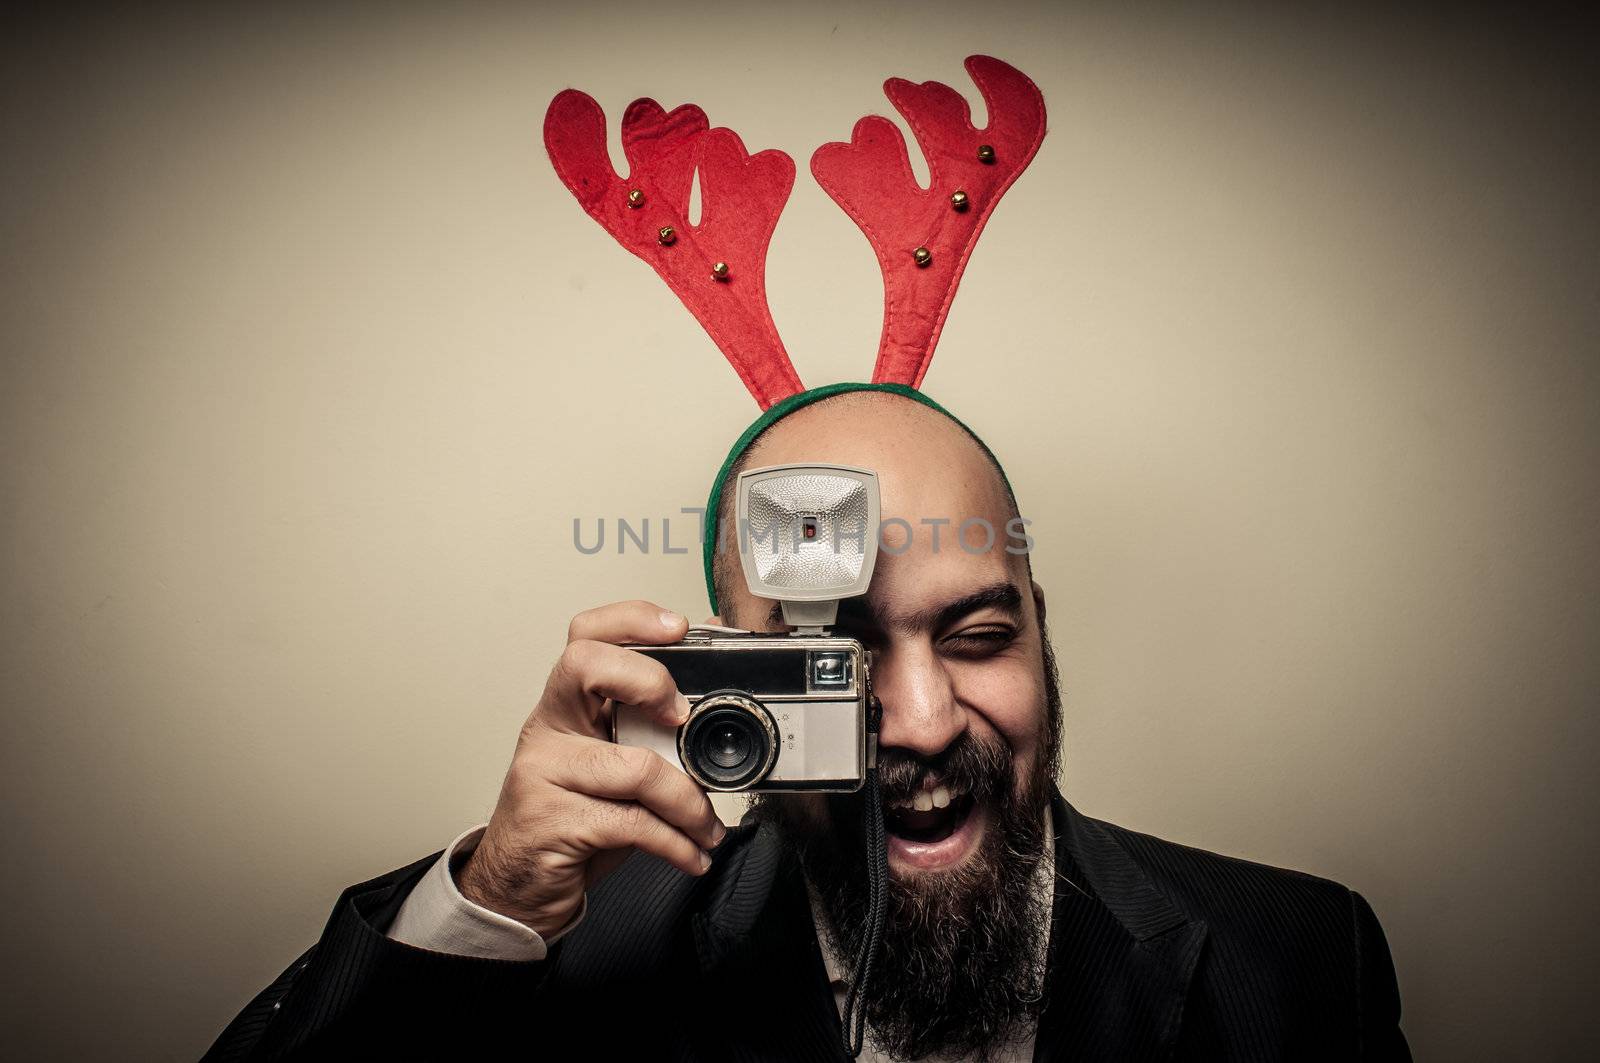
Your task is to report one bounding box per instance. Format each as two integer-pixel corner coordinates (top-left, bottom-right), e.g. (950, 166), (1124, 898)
(735, 464), (881, 632)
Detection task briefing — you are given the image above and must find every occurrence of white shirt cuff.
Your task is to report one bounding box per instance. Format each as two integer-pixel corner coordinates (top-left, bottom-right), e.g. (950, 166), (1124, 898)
(385, 824), (587, 961)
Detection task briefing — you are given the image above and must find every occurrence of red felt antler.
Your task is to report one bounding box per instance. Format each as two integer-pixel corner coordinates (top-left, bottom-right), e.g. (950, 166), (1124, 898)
(545, 90), (803, 409)
(811, 56), (1047, 388)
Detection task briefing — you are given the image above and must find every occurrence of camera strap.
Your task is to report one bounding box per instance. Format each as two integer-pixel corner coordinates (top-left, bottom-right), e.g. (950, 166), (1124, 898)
(841, 694), (887, 1059)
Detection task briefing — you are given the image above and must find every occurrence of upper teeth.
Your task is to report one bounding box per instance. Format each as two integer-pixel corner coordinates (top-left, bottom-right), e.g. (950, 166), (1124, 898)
(895, 785), (953, 812)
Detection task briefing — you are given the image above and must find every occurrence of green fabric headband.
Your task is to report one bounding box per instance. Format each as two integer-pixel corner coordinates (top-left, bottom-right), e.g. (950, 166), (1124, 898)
(701, 382), (1013, 615)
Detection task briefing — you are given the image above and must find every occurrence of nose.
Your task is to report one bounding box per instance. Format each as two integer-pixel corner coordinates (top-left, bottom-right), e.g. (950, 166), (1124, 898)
(871, 639), (966, 758)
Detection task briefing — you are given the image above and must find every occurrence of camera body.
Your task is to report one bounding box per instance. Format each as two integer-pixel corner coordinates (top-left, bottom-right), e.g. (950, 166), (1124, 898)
(614, 462), (881, 793)
(613, 629), (869, 792)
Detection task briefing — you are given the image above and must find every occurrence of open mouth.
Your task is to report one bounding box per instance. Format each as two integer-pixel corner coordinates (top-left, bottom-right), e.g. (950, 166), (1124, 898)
(884, 784), (978, 845)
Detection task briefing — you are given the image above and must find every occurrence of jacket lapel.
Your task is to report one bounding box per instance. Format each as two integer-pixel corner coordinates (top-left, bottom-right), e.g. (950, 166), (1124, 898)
(1034, 793), (1208, 1061)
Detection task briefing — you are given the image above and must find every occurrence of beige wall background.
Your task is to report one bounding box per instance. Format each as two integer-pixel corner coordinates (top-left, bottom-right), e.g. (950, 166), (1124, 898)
(3, 2), (1595, 1059)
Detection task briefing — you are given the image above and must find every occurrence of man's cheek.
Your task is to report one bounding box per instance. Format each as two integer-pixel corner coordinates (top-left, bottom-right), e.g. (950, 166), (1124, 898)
(957, 661), (1048, 749)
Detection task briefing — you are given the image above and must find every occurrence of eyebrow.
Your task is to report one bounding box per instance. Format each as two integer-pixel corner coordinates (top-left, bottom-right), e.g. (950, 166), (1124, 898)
(765, 579), (1024, 635)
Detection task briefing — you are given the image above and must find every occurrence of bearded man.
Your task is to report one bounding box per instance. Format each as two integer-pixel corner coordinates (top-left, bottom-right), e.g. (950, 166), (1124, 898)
(203, 390), (1410, 1061)
(205, 53), (1412, 1061)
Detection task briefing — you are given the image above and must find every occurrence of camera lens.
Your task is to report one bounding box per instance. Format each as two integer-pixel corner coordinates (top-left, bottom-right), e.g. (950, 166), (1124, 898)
(679, 692), (778, 791)
(705, 721), (752, 770)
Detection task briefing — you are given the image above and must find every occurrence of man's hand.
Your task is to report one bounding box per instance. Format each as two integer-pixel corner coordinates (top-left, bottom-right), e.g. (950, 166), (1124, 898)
(456, 601), (724, 939)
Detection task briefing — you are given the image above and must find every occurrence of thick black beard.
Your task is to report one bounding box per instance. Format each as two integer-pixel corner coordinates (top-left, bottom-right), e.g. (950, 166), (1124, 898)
(751, 635), (1064, 1062)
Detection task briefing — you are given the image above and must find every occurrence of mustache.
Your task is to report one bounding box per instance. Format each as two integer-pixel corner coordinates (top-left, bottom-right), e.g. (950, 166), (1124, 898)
(874, 731), (1013, 806)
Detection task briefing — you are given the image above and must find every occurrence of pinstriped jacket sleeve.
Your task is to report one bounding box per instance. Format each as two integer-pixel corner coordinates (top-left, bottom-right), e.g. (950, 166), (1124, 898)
(200, 852), (564, 1061)
(1351, 890), (1411, 1061)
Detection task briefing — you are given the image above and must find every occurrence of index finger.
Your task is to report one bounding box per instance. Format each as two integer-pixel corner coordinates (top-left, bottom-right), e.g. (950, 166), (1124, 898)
(568, 600), (689, 647)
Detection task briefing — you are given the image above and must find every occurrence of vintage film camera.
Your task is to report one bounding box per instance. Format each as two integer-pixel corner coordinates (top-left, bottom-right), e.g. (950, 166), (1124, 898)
(613, 464), (880, 792)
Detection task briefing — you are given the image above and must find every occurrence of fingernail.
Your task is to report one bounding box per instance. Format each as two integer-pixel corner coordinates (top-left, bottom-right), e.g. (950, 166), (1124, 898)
(711, 822), (727, 846)
(675, 692), (691, 723)
(660, 609), (684, 629)
(699, 850), (713, 873)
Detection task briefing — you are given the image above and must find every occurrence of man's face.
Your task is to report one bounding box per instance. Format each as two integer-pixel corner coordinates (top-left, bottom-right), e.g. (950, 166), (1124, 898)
(718, 393), (1056, 875)
(715, 393), (1061, 1060)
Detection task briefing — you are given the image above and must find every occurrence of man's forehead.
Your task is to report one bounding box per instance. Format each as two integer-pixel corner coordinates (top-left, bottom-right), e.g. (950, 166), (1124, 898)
(760, 575), (1026, 634)
(735, 490), (1031, 631)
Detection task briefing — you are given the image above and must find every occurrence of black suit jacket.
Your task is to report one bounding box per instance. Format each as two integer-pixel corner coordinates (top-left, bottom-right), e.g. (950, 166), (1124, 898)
(204, 792), (1409, 1060)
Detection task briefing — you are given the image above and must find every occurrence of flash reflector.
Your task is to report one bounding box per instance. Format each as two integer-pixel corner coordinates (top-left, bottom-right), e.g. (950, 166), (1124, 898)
(736, 464), (880, 629)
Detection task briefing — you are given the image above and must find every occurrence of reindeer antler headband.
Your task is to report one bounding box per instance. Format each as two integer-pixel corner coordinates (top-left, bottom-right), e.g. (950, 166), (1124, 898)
(544, 55), (1047, 607)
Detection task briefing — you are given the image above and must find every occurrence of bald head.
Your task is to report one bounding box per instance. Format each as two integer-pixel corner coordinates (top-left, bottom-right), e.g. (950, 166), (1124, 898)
(711, 390), (1024, 627)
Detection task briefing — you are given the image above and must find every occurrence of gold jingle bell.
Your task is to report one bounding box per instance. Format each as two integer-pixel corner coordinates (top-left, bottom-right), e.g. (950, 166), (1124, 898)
(711, 261), (730, 280)
(950, 189), (970, 211)
(627, 189), (645, 208)
(658, 226), (676, 246)
(977, 144), (996, 164)
(913, 246), (933, 268)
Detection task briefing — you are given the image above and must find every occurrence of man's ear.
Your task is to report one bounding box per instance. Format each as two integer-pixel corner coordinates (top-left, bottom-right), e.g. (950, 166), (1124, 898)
(1031, 580), (1048, 625)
